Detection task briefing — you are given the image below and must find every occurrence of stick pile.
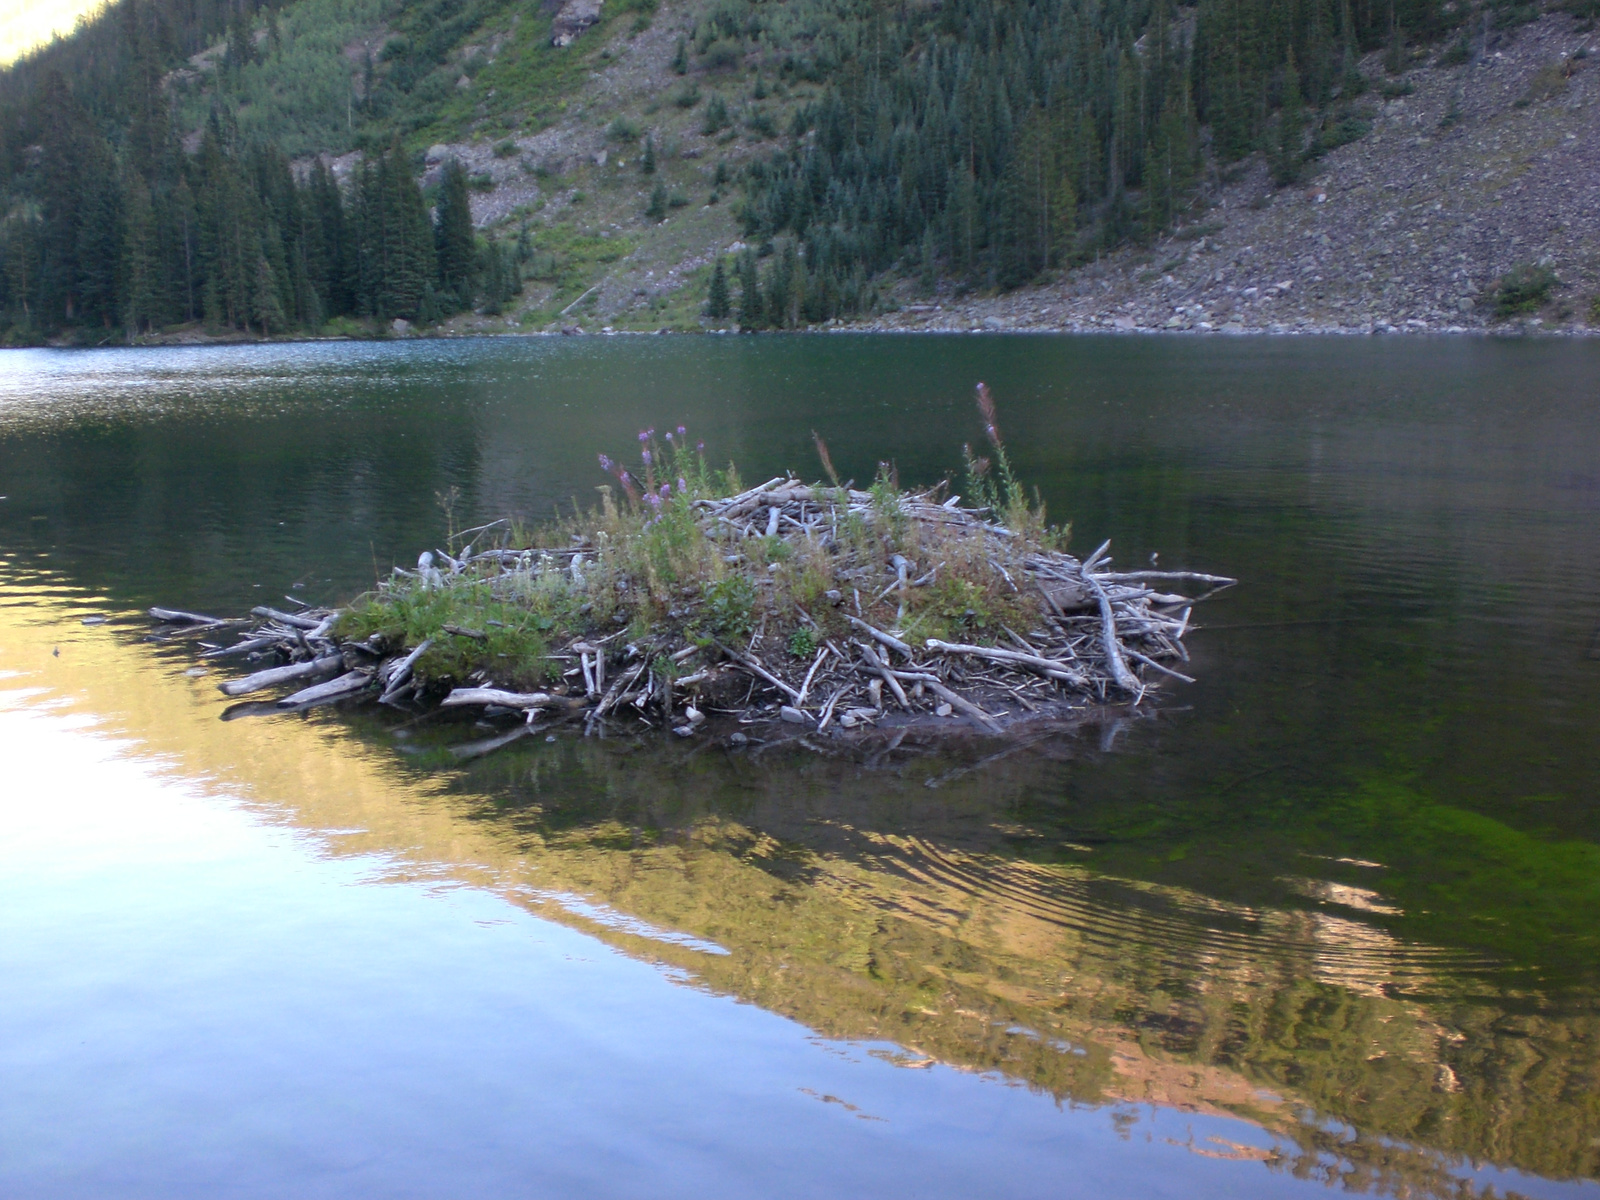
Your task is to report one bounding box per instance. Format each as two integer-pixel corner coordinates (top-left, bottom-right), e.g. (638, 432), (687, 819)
(151, 476), (1234, 749)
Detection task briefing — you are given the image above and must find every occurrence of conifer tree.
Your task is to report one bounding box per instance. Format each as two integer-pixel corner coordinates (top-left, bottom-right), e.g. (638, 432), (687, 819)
(706, 258), (730, 319)
(252, 251), (287, 334)
(121, 174), (159, 335)
(1274, 52), (1305, 186)
(645, 182), (668, 221)
(433, 159), (475, 310)
(1, 203), (42, 327)
(76, 167), (123, 329)
(225, 7), (254, 71)
(307, 161), (348, 314)
(166, 175), (200, 323)
(736, 251), (762, 330)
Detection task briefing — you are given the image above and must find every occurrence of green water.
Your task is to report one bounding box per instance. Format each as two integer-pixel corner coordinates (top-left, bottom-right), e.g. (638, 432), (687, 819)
(1, 335), (1597, 1198)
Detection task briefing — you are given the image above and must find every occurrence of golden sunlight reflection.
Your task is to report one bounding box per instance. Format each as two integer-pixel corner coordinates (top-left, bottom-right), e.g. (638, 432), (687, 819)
(1, 565), (1595, 1196)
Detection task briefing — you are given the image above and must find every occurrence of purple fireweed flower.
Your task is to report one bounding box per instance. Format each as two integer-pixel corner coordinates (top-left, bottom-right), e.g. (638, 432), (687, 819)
(639, 430), (649, 442)
(660, 483), (671, 498)
(646, 492), (662, 510)
(598, 453), (613, 471)
(677, 477), (688, 493)
(677, 425), (687, 438)
(696, 441), (705, 452)
(664, 431), (674, 442)
(619, 470), (632, 484)
(641, 448), (652, 465)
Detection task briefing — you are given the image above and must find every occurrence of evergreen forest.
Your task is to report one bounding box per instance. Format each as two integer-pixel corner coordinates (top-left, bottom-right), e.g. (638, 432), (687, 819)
(0, 0), (1559, 340)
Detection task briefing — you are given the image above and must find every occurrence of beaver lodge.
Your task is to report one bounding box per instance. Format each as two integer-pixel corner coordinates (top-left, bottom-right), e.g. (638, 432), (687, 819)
(151, 387), (1234, 750)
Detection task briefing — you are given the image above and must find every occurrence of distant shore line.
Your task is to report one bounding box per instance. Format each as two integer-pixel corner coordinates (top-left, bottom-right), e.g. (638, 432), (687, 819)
(22, 318), (1600, 351)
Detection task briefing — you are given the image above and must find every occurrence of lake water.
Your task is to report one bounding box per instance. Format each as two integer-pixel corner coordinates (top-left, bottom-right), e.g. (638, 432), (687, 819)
(1, 335), (1597, 1199)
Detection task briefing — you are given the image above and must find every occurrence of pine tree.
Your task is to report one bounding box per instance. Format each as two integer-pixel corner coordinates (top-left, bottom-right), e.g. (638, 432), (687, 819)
(251, 251), (286, 334)
(1, 203), (42, 327)
(645, 182), (668, 221)
(706, 257), (730, 319)
(167, 176), (200, 323)
(434, 159), (476, 311)
(76, 166), (123, 329)
(225, 7), (254, 72)
(641, 134), (656, 175)
(1146, 77), (1197, 234)
(737, 251), (762, 330)
(308, 161), (348, 314)
(1274, 51), (1304, 185)
(765, 244), (795, 328)
(121, 174), (159, 335)
(476, 241), (520, 315)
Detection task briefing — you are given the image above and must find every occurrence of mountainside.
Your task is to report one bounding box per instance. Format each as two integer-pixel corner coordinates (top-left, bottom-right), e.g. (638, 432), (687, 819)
(867, 13), (1600, 334)
(0, 0), (1596, 343)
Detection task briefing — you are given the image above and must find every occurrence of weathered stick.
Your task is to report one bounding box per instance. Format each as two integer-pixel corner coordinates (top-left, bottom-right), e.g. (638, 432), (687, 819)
(816, 684), (849, 731)
(218, 654), (342, 698)
(202, 634), (286, 660)
(251, 605), (323, 630)
(1094, 570), (1237, 587)
(304, 615), (338, 642)
(378, 637), (433, 704)
(714, 641), (803, 704)
(277, 670), (373, 708)
(886, 669), (1003, 733)
(1122, 646), (1197, 684)
(439, 687), (560, 710)
(855, 642), (911, 710)
(1082, 574), (1141, 694)
(845, 615), (912, 660)
(149, 606), (234, 625)
(924, 638), (1083, 683)
(796, 647), (831, 708)
(594, 661), (647, 719)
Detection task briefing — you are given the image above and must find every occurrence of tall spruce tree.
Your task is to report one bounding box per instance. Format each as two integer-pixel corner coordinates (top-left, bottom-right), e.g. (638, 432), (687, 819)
(706, 258), (730, 319)
(1274, 51), (1305, 186)
(120, 173), (159, 335)
(433, 159), (475, 311)
(736, 251), (762, 330)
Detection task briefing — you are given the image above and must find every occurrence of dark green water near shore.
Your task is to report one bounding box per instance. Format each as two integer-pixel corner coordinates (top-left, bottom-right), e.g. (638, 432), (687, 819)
(1, 335), (1597, 1198)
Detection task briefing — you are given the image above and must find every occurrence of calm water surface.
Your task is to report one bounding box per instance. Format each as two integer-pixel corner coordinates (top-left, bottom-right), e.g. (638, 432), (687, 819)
(1, 335), (1597, 1199)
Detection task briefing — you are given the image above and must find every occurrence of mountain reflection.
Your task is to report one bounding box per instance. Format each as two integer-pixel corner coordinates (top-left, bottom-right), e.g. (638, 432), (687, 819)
(4, 565), (1594, 1198)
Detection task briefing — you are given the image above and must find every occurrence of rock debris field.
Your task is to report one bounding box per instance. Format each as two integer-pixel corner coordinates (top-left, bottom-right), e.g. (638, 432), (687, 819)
(857, 15), (1600, 337)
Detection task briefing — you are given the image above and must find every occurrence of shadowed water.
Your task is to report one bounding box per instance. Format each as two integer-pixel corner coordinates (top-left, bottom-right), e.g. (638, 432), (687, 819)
(1, 335), (1597, 1198)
